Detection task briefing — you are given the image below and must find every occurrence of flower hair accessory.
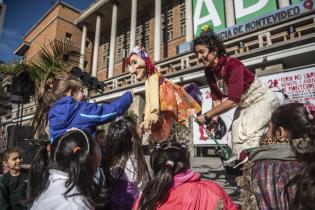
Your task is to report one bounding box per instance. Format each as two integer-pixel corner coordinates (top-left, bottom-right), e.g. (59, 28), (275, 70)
(200, 24), (218, 37)
(165, 160), (174, 168)
(201, 24), (212, 32)
(73, 147), (81, 154)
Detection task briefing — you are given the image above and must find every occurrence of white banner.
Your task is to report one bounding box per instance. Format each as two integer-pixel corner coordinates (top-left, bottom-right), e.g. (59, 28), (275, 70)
(193, 87), (235, 145)
(260, 67), (315, 112)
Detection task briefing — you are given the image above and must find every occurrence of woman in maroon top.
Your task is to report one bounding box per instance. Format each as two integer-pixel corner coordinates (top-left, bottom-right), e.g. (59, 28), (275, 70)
(193, 27), (279, 166)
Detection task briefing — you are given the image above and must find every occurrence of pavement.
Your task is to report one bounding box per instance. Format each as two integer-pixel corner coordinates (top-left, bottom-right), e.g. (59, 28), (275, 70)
(190, 156), (241, 205)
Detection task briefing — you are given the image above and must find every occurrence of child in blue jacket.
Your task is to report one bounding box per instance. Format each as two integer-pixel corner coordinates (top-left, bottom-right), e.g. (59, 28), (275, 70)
(31, 74), (133, 142)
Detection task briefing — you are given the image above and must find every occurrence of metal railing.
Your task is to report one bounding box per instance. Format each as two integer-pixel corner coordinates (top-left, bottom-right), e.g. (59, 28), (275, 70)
(1, 13), (315, 125)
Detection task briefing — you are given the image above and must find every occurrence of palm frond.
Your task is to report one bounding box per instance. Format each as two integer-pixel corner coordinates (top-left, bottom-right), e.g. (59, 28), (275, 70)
(29, 39), (81, 91)
(0, 40), (81, 96)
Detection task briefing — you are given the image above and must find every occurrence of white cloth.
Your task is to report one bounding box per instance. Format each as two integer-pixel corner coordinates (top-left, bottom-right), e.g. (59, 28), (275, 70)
(30, 169), (93, 210)
(226, 78), (279, 164)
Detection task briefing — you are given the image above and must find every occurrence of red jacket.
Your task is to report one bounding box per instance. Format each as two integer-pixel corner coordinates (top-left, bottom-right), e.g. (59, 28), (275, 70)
(133, 171), (238, 210)
(205, 56), (255, 103)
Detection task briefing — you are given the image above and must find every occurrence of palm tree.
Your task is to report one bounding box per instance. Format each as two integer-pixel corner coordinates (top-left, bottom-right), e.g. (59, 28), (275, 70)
(0, 40), (81, 91)
(0, 39), (81, 138)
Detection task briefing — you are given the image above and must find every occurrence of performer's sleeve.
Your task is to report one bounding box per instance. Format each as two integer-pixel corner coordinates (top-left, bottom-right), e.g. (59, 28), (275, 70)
(225, 61), (245, 103)
(78, 91), (133, 124)
(205, 69), (224, 100)
(144, 74), (160, 123)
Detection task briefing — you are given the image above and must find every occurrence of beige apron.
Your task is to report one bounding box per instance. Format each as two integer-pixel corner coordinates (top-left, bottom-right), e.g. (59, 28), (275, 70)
(225, 78), (279, 164)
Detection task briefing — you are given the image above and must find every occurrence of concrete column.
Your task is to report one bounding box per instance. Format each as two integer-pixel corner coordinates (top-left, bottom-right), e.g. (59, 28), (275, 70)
(154, 0), (161, 62)
(130, 95), (145, 123)
(278, 0), (290, 8)
(79, 24), (87, 70)
(130, 0), (137, 51)
(224, 0), (235, 27)
(108, 2), (118, 78)
(92, 15), (101, 77)
(185, 0), (193, 42)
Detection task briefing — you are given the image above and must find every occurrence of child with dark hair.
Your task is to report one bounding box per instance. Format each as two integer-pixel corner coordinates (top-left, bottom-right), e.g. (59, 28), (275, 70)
(0, 147), (28, 210)
(133, 142), (237, 210)
(31, 74), (133, 142)
(96, 128), (106, 149)
(193, 25), (279, 165)
(103, 118), (150, 210)
(28, 129), (106, 210)
(238, 103), (315, 210)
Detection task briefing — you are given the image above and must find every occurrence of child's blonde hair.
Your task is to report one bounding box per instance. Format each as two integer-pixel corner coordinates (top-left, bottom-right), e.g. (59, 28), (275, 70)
(31, 74), (83, 138)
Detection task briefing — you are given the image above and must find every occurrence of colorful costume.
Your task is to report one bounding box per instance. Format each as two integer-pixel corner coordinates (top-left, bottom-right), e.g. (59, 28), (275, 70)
(127, 46), (201, 141)
(145, 72), (201, 140)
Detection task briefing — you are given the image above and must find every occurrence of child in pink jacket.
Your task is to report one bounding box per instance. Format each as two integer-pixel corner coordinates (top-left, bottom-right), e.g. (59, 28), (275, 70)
(133, 142), (238, 210)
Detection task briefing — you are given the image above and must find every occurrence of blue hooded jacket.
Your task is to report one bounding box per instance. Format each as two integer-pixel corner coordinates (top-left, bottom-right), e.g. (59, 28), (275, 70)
(48, 91), (133, 142)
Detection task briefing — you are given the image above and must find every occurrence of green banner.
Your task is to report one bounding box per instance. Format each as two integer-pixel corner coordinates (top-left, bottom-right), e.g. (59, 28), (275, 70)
(235, 0), (278, 24)
(291, 0), (302, 5)
(193, 0), (226, 36)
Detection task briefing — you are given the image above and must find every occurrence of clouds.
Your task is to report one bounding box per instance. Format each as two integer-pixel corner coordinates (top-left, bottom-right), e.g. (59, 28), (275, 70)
(0, 28), (22, 62)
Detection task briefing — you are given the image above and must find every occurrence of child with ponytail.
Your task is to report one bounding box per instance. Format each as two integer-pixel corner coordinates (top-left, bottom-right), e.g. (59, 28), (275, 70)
(103, 117), (150, 210)
(133, 142), (237, 210)
(31, 74), (133, 142)
(28, 129), (106, 210)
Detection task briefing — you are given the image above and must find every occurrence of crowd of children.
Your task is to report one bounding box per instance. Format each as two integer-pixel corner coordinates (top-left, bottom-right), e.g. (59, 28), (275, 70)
(1, 26), (314, 210)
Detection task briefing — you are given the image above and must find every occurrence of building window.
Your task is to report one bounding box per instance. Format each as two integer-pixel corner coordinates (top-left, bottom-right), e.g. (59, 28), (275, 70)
(65, 32), (72, 42)
(124, 30), (130, 58)
(85, 40), (89, 48)
(102, 43), (110, 69)
(144, 20), (150, 48)
(162, 1), (173, 42)
(180, 0), (186, 36)
(135, 25), (144, 46)
(115, 35), (124, 63)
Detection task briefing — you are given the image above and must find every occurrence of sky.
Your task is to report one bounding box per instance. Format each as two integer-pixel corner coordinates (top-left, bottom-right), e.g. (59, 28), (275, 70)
(0, 0), (94, 63)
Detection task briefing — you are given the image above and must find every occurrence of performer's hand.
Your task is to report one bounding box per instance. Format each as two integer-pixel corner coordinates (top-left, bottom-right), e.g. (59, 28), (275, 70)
(150, 113), (159, 124)
(138, 120), (152, 136)
(197, 114), (206, 124)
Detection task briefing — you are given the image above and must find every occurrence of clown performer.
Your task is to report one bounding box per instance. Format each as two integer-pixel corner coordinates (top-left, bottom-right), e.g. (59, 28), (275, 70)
(126, 46), (202, 142)
(193, 25), (279, 166)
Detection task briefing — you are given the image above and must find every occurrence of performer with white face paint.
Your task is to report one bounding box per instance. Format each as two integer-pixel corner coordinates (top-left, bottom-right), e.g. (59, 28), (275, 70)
(126, 46), (201, 142)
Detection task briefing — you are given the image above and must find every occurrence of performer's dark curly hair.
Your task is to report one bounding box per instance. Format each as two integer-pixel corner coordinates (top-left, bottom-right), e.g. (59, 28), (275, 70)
(193, 28), (226, 56)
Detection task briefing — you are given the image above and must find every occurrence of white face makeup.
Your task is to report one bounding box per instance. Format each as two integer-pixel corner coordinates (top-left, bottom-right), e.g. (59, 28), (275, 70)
(128, 54), (147, 81)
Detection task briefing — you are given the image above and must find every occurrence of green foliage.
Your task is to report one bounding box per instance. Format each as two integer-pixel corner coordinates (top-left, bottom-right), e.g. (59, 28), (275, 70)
(0, 40), (81, 94)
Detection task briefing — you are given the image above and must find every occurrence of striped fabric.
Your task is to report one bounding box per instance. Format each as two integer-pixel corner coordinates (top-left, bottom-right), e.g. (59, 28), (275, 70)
(251, 159), (301, 210)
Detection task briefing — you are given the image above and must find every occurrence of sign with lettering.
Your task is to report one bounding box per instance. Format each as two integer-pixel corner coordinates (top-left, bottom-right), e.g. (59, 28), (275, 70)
(193, 0), (226, 35)
(260, 67), (315, 112)
(218, 0), (314, 39)
(193, 0), (315, 38)
(235, 0), (277, 24)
